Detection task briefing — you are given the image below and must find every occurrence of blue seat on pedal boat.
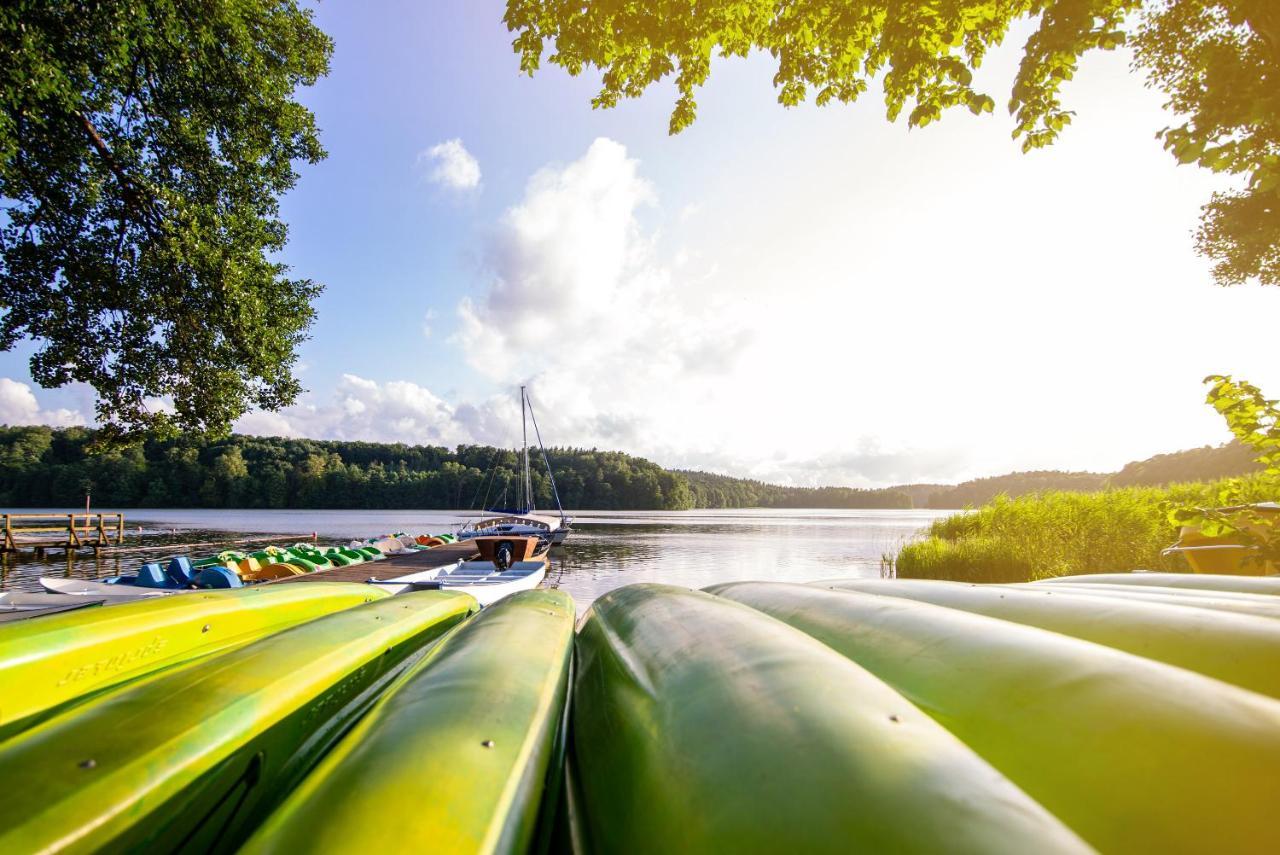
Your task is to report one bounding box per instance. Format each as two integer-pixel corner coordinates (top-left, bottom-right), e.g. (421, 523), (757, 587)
(134, 562), (172, 588)
(165, 556), (195, 586)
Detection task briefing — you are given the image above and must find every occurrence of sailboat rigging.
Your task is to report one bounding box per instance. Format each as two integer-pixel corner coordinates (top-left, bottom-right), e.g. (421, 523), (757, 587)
(457, 387), (573, 545)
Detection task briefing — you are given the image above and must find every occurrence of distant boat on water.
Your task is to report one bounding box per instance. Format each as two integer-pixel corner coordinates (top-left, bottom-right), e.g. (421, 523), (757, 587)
(457, 386), (573, 545)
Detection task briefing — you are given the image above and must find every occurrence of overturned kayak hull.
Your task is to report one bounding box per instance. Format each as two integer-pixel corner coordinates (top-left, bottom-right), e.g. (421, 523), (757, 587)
(244, 589), (574, 854)
(1036, 572), (1280, 596)
(570, 584), (1089, 854)
(0, 583), (388, 741)
(712, 581), (1280, 854)
(815, 578), (1280, 698)
(0, 590), (477, 854)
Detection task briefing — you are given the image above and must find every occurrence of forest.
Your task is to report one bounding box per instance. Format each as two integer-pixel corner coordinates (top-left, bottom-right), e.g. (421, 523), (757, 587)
(0, 427), (909, 511)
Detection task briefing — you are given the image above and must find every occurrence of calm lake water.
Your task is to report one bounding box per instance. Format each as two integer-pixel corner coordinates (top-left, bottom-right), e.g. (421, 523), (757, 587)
(0, 508), (953, 607)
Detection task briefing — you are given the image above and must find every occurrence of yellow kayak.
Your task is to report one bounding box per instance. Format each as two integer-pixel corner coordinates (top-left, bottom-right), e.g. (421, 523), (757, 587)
(0, 582), (387, 741)
(0, 590), (477, 854)
(243, 589), (575, 854)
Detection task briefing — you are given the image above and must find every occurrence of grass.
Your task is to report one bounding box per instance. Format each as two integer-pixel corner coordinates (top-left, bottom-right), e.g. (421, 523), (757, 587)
(893, 474), (1277, 583)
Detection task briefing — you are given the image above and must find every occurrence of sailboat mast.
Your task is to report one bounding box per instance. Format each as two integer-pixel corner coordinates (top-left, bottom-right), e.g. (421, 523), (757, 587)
(521, 385), (532, 511)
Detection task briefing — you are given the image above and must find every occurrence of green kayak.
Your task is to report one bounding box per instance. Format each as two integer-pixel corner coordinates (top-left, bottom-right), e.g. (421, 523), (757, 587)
(0, 590), (477, 854)
(243, 589), (575, 854)
(815, 578), (1280, 698)
(570, 584), (1089, 854)
(712, 581), (1280, 855)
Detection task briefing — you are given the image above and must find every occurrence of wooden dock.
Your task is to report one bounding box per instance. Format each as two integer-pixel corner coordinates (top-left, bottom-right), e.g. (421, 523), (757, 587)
(2, 513), (125, 557)
(274, 540), (480, 584)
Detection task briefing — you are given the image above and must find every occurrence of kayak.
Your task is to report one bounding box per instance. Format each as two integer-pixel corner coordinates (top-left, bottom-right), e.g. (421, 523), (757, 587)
(1012, 581), (1280, 620)
(570, 584), (1090, 854)
(242, 589), (574, 854)
(1036, 572), (1280, 596)
(711, 581), (1280, 854)
(0, 583), (387, 741)
(814, 579), (1280, 698)
(0, 590), (477, 854)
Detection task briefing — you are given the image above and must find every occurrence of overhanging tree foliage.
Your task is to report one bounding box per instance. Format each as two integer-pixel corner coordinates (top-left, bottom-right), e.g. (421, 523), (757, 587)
(0, 0), (332, 442)
(504, 1), (1280, 285)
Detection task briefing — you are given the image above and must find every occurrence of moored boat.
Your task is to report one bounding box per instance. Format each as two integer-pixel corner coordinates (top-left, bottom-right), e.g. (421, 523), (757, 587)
(458, 387), (573, 545)
(368, 534), (550, 606)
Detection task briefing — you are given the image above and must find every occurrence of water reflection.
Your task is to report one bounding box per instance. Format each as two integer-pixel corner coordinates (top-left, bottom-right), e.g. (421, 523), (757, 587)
(1, 508), (951, 606)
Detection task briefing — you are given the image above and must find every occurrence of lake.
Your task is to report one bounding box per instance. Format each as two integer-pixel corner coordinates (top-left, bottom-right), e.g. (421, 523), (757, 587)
(0, 508), (953, 607)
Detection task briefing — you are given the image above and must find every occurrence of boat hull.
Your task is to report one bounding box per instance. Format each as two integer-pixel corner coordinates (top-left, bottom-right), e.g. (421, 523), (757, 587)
(0, 591), (477, 854)
(1, 583), (389, 741)
(242, 589), (575, 854)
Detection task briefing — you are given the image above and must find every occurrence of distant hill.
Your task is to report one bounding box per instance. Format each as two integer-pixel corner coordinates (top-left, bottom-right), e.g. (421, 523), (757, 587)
(675, 470), (911, 509)
(1108, 440), (1260, 487)
(923, 441), (1263, 508)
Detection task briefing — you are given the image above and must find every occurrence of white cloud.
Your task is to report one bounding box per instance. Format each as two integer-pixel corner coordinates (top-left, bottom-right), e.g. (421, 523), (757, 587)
(420, 138), (481, 191)
(421, 308), (437, 338)
(235, 374), (477, 447)
(0, 378), (86, 427)
(449, 137), (766, 470)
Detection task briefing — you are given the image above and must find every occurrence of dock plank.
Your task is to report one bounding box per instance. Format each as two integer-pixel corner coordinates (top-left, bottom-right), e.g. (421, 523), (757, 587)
(273, 540), (479, 584)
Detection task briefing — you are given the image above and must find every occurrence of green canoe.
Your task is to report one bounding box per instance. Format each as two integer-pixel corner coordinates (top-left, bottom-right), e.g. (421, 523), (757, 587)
(0, 590), (477, 854)
(1035, 571), (1280, 596)
(0, 583), (386, 741)
(243, 589), (575, 854)
(570, 584), (1089, 854)
(712, 581), (1280, 855)
(815, 578), (1280, 698)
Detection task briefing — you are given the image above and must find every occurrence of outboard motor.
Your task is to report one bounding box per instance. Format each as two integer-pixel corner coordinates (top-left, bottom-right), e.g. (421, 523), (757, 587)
(494, 540), (514, 571)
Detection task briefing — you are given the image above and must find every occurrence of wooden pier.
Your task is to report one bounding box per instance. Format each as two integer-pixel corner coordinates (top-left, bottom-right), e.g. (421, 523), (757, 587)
(274, 539), (480, 584)
(1, 513), (125, 558)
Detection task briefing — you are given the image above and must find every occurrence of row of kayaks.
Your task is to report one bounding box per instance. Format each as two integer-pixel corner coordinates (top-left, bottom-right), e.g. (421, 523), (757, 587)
(1, 570), (1278, 852)
(42, 532), (461, 596)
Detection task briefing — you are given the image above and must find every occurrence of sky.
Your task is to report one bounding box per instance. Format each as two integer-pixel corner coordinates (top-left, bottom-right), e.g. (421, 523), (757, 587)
(2, 1), (1278, 488)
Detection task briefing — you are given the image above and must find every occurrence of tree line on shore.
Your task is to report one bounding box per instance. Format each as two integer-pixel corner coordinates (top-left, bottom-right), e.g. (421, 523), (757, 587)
(0, 427), (910, 511)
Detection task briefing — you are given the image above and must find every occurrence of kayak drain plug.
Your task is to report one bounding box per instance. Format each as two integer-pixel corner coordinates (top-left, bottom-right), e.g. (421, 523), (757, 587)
(79, 759), (96, 769)
(202, 624), (210, 633)
(481, 740), (495, 748)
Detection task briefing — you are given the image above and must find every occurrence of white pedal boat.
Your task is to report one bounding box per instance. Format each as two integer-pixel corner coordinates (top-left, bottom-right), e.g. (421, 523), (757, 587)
(367, 535), (549, 607)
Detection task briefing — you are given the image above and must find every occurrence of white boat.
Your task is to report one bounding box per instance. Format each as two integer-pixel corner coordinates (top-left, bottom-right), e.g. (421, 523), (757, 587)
(367, 535), (549, 607)
(458, 386), (573, 545)
(40, 577), (179, 599)
(0, 591), (108, 623)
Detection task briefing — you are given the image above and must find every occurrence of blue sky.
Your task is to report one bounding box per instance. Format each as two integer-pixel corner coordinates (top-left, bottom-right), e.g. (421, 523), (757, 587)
(3, 1), (1278, 486)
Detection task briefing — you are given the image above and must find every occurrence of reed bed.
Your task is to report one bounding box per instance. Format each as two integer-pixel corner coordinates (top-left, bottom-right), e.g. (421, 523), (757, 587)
(894, 475), (1277, 583)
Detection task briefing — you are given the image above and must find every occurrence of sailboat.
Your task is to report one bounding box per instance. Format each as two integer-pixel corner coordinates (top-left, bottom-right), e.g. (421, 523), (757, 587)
(457, 386), (573, 545)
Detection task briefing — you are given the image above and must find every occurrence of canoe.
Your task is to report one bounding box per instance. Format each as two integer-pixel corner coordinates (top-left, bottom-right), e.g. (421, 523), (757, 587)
(570, 584), (1089, 854)
(1036, 572), (1280, 596)
(242, 589), (574, 854)
(0, 583), (387, 741)
(711, 581), (1280, 854)
(0, 590), (477, 854)
(814, 578), (1280, 698)
(1011, 581), (1280, 620)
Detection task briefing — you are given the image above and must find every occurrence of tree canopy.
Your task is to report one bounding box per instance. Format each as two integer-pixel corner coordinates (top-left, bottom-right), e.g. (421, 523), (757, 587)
(0, 1), (332, 442)
(504, 1), (1280, 285)
(0, 427), (913, 510)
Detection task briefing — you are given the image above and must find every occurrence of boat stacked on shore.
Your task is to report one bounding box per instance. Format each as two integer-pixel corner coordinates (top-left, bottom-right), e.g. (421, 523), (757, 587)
(0, 569), (1276, 852)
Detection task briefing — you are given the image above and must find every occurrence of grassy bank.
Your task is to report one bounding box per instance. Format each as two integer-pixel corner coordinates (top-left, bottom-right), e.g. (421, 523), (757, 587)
(894, 475), (1277, 583)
